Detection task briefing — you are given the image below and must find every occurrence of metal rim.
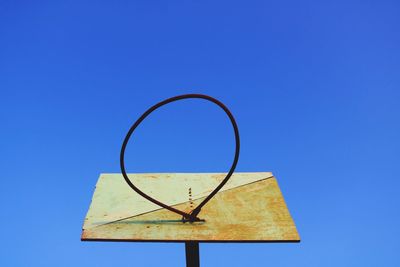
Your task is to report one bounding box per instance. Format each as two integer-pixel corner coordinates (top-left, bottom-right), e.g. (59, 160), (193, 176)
(120, 94), (240, 222)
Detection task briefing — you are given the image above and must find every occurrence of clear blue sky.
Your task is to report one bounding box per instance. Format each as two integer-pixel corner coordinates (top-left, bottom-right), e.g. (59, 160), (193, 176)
(1, 1), (399, 266)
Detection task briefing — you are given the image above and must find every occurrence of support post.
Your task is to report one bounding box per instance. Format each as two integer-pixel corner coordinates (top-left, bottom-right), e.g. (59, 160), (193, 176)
(185, 241), (200, 267)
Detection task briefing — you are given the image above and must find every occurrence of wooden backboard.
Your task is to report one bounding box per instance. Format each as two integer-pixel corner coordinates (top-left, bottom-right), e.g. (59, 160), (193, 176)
(81, 172), (300, 242)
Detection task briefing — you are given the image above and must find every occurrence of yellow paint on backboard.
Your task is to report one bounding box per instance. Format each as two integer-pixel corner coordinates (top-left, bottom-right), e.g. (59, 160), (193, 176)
(81, 172), (300, 242)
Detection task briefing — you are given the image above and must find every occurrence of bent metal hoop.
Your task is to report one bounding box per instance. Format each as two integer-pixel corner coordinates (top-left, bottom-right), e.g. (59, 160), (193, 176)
(119, 94), (240, 222)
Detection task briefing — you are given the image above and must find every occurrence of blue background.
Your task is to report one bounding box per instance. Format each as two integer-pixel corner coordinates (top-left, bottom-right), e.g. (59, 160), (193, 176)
(1, 1), (399, 266)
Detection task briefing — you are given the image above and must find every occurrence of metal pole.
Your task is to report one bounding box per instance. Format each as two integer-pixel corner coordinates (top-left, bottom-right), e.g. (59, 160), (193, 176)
(185, 241), (200, 267)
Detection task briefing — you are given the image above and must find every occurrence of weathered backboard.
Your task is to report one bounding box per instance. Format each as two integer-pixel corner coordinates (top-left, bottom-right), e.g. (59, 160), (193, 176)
(81, 172), (300, 242)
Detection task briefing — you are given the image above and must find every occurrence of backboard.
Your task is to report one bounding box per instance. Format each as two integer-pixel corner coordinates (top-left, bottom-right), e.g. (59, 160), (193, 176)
(81, 172), (300, 242)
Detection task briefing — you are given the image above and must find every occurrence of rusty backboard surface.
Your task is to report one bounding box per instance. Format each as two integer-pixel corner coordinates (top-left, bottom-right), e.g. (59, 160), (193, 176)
(81, 172), (300, 242)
